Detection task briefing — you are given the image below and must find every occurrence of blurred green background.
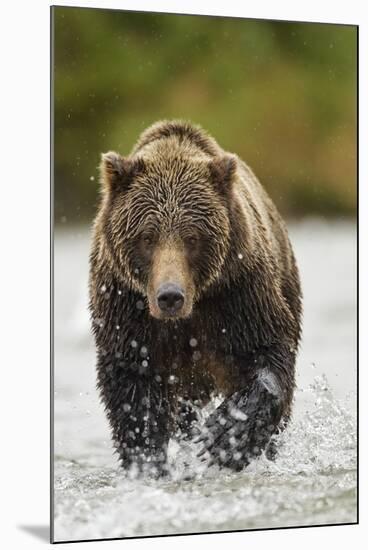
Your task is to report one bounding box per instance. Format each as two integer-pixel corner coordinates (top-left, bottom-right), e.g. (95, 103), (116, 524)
(53, 7), (357, 223)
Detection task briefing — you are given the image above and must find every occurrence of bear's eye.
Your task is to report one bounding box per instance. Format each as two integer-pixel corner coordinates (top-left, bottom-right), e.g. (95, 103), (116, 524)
(185, 235), (198, 247)
(141, 233), (155, 248)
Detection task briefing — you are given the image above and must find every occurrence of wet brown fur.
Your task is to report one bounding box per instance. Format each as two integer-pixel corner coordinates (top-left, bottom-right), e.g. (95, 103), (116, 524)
(89, 120), (302, 474)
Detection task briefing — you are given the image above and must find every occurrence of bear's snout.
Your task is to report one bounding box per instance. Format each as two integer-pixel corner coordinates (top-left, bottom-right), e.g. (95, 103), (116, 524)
(157, 283), (185, 315)
(147, 242), (194, 320)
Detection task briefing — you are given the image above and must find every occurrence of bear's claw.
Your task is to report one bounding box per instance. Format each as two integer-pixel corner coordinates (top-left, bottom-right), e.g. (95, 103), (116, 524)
(195, 380), (282, 471)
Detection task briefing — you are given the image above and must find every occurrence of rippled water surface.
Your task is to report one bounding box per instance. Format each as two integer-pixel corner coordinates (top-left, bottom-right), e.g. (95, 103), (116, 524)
(53, 219), (357, 542)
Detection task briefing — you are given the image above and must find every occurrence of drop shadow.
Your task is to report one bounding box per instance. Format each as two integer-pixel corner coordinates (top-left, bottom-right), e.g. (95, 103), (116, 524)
(18, 525), (50, 543)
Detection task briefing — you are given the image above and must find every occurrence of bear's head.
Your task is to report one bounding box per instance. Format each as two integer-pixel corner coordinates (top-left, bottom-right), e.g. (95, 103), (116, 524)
(99, 149), (237, 321)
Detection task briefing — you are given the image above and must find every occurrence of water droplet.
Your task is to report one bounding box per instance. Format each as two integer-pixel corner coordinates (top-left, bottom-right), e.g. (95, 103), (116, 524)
(168, 375), (178, 384)
(140, 346), (148, 357)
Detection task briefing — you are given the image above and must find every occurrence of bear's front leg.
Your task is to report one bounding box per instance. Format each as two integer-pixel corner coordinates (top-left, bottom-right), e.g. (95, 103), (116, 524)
(196, 345), (295, 471)
(97, 352), (172, 477)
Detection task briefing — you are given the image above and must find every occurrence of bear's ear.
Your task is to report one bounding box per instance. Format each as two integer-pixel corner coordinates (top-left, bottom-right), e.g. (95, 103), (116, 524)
(208, 154), (237, 196)
(100, 151), (144, 194)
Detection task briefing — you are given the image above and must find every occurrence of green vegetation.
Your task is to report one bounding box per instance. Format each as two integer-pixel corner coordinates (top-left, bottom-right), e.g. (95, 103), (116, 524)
(53, 7), (357, 222)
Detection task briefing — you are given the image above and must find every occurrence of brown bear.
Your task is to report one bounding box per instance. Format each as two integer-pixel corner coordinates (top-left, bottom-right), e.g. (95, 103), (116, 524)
(89, 120), (302, 476)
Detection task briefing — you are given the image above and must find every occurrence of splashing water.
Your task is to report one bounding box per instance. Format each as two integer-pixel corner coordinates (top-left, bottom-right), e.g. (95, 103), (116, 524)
(54, 375), (356, 541)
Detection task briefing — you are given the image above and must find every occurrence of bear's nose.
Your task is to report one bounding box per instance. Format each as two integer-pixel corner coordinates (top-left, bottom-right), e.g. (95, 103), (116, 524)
(157, 283), (185, 314)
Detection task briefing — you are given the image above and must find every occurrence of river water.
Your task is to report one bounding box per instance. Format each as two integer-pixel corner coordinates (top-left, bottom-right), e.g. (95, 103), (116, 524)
(53, 219), (357, 542)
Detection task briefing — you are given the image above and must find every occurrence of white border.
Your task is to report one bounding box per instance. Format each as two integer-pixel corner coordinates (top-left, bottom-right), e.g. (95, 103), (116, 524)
(1, 1), (366, 548)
